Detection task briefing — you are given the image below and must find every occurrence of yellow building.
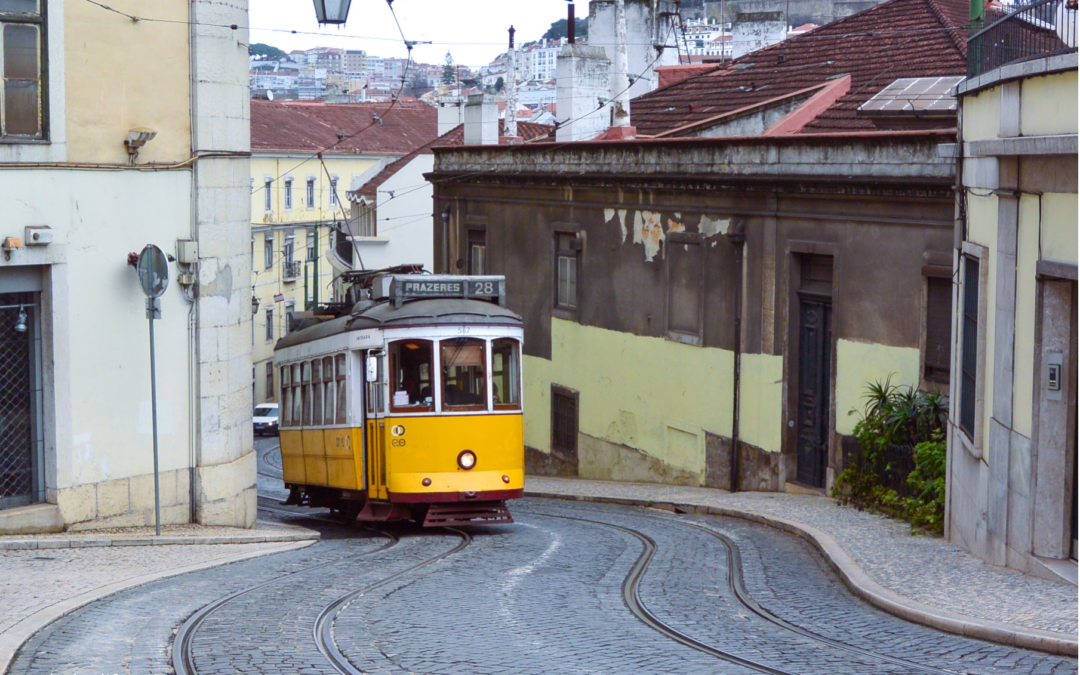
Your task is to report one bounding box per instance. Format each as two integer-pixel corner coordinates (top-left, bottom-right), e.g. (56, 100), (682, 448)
(249, 100), (437, 405)
(0, 0), (254, 532)
(946, 6), (1077, 579)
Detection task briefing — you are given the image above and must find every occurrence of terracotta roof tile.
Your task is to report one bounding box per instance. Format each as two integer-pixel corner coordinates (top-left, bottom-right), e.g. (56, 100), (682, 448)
(251, 100), (438, 155)
(632, 0), (968, 136)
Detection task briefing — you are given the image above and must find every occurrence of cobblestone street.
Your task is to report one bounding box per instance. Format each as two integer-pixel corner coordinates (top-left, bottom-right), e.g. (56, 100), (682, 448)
(2, 438), (1076, 675)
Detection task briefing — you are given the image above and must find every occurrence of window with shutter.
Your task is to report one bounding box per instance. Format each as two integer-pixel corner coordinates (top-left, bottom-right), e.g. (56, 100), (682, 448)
(924, 277), (953, 383)
(959, 257), (980, 438)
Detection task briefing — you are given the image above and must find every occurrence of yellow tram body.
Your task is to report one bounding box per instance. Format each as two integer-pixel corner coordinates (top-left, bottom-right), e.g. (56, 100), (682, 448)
(273, 274), (524, 526)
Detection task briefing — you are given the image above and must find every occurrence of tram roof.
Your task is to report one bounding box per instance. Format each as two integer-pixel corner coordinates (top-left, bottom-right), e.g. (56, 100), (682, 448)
(275, 298), (522, 350)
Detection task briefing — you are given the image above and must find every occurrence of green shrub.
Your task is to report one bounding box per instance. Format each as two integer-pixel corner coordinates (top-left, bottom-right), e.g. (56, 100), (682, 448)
(832, 376), (948, 534)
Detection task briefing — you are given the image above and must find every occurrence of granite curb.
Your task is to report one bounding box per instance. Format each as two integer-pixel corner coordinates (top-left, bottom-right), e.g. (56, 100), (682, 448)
(0, 538), (318, 675)
(0, 528), (320, 551)
(526, 490), (1080, 658)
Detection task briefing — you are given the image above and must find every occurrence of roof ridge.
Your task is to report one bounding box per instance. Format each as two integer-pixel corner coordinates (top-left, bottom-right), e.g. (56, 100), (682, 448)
(923, 0), (969, 56)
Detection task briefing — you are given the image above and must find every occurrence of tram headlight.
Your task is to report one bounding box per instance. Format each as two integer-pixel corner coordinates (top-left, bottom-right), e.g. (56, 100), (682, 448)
(457, 450), (477, 470)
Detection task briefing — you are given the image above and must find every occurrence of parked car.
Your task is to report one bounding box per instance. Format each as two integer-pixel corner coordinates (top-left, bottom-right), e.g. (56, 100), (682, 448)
(253, 403), (280, 436)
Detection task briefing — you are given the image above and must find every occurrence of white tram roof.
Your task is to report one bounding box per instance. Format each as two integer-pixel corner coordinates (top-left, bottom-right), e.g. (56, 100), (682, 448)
(275, 298), (523, 350)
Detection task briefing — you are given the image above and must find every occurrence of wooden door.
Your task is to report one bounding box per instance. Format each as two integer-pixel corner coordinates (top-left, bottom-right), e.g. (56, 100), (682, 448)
(796, 296), (831, 487)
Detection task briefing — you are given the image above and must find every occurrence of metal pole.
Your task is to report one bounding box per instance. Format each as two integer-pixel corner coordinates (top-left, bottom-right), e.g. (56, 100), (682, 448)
(148, 298), (162, 536)
(314, 229), (319, 307)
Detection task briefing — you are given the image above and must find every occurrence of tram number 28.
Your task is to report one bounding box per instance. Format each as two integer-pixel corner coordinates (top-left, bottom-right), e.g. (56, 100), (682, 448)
(468, 280), (497, 296)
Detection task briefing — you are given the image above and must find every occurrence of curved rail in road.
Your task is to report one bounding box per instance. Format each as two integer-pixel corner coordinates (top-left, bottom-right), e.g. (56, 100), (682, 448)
(524, 508), (963, 675)
(313, 527), (473, 675)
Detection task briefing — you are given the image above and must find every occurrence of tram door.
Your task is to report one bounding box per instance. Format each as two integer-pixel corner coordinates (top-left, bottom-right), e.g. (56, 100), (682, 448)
(364, 350), (389, 500)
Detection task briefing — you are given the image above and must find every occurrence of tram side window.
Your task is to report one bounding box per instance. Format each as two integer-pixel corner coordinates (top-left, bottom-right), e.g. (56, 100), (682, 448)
(390, 340), (434, 412)
(301, 361), (312, 425)
(336, 354), (347, 424)
(313, 360), (325, 425)
(292, 364), (302, 426)
(323, 356), (335, 423)
(442, 338), (487, 411)
(280, 365), (292, 426)
(491, 338), (521, 410)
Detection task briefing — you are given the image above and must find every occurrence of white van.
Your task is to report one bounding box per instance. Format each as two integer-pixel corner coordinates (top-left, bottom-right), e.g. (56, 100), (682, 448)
(253, 403), (280, 436)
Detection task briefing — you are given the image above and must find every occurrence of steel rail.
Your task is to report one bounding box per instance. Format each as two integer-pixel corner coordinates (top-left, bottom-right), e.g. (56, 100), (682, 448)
(525, 510), (796, 675)
(172, 518), (398, 675)
(525, 507), (968, 675)
(313, 527), (473, 675)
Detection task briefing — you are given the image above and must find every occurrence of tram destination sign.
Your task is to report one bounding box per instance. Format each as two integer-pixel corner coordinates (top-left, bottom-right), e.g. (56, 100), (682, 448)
(389, 275), (506, 308)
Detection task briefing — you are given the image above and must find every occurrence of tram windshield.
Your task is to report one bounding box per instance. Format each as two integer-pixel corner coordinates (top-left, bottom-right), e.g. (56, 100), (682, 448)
(442, 338), (487, 410)
(491, 338), (521, 410)
(390, 340), (434, 412)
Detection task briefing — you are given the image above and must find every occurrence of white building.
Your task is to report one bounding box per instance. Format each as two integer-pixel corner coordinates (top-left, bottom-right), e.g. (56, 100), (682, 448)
(0, 0), (255, 532)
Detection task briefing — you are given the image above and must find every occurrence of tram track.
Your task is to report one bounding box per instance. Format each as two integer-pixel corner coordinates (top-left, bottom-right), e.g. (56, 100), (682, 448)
(171, 513), (397, 675)
(314, 527), (472, 675)
(522, 507), (967, 675)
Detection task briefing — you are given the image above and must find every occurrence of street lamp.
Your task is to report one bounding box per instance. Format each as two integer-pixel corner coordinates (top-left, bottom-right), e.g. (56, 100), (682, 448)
(312, 0), (352, 25)
(252, 295), (261, 315)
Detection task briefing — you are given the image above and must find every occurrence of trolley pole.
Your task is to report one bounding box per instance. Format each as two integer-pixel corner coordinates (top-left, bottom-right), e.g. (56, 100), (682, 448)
(147, 297), (162, 536)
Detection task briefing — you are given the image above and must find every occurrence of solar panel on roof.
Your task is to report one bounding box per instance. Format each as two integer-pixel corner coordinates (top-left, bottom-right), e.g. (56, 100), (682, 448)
(857, 76), (965, 116)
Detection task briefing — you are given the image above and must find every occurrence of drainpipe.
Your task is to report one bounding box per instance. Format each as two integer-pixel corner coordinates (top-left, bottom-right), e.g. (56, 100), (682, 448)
(726, 224), (746, 492)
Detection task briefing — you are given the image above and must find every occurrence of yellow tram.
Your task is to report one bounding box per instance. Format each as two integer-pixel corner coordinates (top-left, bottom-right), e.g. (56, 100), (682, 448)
(273, 273), (524, 526)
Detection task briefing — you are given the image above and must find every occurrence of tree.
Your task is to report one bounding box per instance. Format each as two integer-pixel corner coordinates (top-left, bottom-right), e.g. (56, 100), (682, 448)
(441, 51), (456, 86)
(249, 43), (286, 60)
(494, 76), (505, 93)
(541, 17), (588, 41)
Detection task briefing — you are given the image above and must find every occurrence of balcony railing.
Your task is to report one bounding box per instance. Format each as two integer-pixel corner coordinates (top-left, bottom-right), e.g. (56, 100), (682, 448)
(283, 260), (302, 280)
(968, 0), (1078, 77)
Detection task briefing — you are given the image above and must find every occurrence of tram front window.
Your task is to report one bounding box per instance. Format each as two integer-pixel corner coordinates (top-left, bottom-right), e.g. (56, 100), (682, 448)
(442, 338), (487, 411)
(390, 340), (434, 412)
(492, 338), (521, 410)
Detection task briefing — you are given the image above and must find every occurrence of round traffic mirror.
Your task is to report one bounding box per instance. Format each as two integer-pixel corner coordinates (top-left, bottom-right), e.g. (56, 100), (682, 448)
(136, 244), (170, 299)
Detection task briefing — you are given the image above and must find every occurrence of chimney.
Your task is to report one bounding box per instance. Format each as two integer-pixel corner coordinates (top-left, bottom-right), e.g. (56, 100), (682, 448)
(568, 3), (576, 44)
(556, 44), (611, 142)
(437, 96), (464, 136)
(588, 0), (680, 98)
(463, 93), (498, 145)
(610, 0), (634, 136)
(503, 25), (520, 141)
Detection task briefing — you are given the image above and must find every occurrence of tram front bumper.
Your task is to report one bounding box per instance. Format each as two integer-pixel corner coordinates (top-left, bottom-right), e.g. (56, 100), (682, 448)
(388, 469), (524, 503)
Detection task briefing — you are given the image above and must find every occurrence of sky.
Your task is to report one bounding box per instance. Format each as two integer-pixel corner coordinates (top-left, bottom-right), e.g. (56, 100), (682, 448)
(249, 0), (576, 68)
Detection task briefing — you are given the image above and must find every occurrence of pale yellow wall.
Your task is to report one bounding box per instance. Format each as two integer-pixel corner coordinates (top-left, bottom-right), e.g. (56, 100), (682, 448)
(1013, 195), (1041, 437)
(961, 87), (1001, 142)
(66, 0), (191, 164)
(738, 353), (784, 453)
(251, 155), (378, 226)
(524, 318), (735, 476)
(1021, 70), (1079, 137)
(1040, 193), (1079, 265)
(834, 339), (922, 436)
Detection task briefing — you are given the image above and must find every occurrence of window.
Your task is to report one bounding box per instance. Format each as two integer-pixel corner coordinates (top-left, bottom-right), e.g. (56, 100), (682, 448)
(284, 179), (293, 209)
(335, 354), (347, 424)
(283, 235), (294, 267)
(666, 233), (705, 345)
(924, 276), (953, 384)
(265, 308), (273, 342)
(264, 179), (272, 212)
(442, 338), (487, 411)
(284, 300), (295, 335)
(306, 179), (316, 208)
(265, 362), (274, 400)
(291, 363), (302, 427)
(301, 361), (312, 425)
(330, 177), (339, 207)
(322, 356), (335, 424)
(555, 232), (579, 310)
(281, 365), (292, 426)
(264, 234), (274, 270)
(491, 338), (521, 410)
(390, 340), (434, 412)
(468, 229), (486, 275)
(356, 203), (376, 237)
(551, 384), (579, 459)
(0, 4), (45, 139)
(959, 256), (980, 438)
(307, 229), (316, 260)
(312, 359), (324, 425)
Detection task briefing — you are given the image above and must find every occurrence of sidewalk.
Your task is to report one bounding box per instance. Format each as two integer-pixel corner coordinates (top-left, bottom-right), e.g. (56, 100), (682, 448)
(0, 521), (319, 674)
(525, 476), (1079, 657)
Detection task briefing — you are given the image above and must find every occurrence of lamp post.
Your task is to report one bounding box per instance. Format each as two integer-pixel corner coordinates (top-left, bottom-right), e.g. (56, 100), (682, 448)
(312, 0), (352, 25)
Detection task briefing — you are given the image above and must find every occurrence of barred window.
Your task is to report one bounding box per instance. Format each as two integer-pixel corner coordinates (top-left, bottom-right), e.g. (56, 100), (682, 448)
(551, 384), (579, 458)
(1, 3), (45, 139)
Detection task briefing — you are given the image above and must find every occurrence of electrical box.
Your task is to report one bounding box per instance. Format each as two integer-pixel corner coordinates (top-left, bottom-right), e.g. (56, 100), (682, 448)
(176, 240), (199, 264)
(24, 226), (52, 246)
